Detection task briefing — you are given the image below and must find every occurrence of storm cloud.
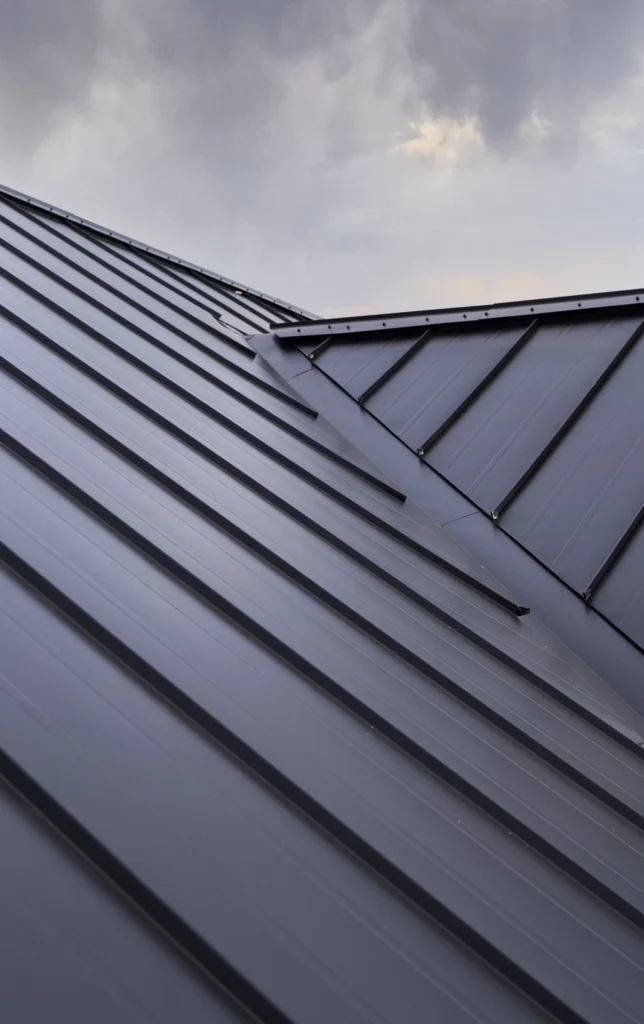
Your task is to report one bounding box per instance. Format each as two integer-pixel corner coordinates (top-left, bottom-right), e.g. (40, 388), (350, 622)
(1, 1), (644, 312)
(410, 0), (644, 145)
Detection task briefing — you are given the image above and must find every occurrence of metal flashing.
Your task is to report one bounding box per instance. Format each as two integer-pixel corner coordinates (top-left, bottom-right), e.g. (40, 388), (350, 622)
(255, 327), (644, 721)
(271, 303), (644, 671)
(274, 287), (644, 339)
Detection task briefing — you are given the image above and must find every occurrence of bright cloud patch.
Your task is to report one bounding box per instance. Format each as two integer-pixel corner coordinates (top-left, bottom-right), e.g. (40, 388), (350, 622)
(518, 111), (553, 142)
(583, 97), (639, 145)
(399, 116), (485, 163)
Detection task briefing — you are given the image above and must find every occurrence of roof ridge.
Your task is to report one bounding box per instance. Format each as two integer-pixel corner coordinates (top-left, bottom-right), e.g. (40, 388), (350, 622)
(0, 182), (317, 322)
(272, 288), (644, 337)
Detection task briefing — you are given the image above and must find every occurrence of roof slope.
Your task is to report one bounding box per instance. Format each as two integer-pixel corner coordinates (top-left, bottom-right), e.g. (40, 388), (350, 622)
(3, 191), (644, 1023)
(0, 182), (315, 326)
(265, 293), (644, 712)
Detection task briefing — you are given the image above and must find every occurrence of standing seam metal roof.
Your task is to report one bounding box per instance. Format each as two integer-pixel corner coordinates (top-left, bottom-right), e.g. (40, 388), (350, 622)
(0, 183), (316, 323)
(3, 190), (644, 1024)
(268, 299), (644, 695)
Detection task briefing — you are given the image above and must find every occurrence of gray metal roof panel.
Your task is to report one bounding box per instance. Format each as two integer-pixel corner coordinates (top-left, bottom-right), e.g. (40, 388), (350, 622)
(254, 325), (644, 737)
(23, 207), (280, 337)
(0, 201), (256, 348)
(0, 182), (315, 322)
(4, 191), (644, 1024)
(1, 781), (249, 1024)
(271, 302), (644, 677)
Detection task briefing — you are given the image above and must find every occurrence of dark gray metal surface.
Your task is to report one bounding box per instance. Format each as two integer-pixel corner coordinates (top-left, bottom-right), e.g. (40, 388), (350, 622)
(273, 305), (644, 664)
(3, 191), (644, 1024)
(0, 780), (249, 1024)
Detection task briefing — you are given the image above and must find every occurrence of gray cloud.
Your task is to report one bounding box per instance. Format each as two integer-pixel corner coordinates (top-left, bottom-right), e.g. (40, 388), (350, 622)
(408, 0), (644, 145)
(106, 0), (644, 159)
(0, 1), (101, 154)
(1, 1), (644, 313)
(4, 1), (643, 165)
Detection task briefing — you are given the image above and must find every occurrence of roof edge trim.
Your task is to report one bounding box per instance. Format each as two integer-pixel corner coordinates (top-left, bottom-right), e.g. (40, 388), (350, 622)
(273, 289), (644, 339)
(0, 182), (317, 322)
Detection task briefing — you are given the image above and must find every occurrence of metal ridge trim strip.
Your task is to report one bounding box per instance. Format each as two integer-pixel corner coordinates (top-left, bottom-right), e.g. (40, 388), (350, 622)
(0, 182), (316, 321)
(273, 295), (644, 340)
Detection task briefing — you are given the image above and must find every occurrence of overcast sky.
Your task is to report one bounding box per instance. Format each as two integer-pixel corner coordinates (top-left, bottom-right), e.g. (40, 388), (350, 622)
(2, 1), (644, 315)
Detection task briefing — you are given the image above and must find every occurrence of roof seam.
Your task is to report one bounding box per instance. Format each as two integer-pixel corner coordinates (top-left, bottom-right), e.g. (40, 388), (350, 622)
(0, 323), (408, 525)
(0, 748), (289, 1024)
(0, 267), (316, 422)
(6, 428), (644, 816)
(2, 413), (617, 746)
(418, 319), (540, 457)
(4, 197), (266, 342)
(358, 327), (432, 405)
(0, 348), (524, 619)
(491, 318), (644, 520)
(126, 247), (275, 332)
(0, 206), (253, 358)
(5, 540), (644, 963)
(77, 220), (275, 334)
(300, 344), (644, 666)
(0, 239), (309, 411)
(0, 182), (316, 321)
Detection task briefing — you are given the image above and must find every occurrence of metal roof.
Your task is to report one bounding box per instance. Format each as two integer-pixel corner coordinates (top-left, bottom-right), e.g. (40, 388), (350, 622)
(3, 190), (644, 1024)
(266, 296), (644, 713)
(0, 182), (317, 323)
